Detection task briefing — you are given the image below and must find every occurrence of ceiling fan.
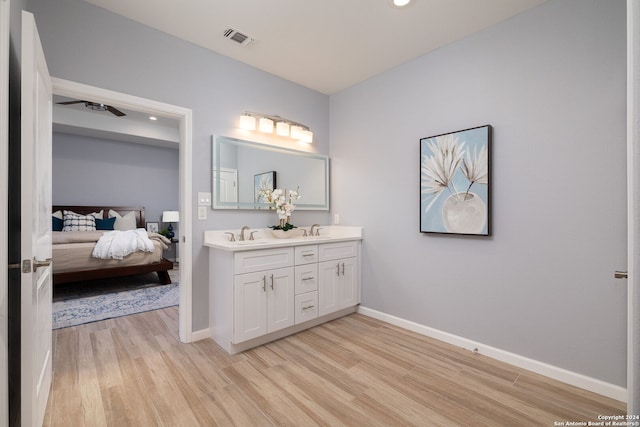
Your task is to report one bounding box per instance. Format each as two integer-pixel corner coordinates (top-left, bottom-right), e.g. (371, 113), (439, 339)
(56, 100), (126, 117)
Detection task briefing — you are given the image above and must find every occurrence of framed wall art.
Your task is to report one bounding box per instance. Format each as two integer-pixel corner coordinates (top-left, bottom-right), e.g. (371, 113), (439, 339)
(420, 125), (491, 236)
(146, 222), (159, 233)
(254, 171), (276, 203)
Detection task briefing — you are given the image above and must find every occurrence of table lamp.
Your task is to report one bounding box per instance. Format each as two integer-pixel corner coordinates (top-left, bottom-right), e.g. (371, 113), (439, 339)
(162, 210), (179, 239)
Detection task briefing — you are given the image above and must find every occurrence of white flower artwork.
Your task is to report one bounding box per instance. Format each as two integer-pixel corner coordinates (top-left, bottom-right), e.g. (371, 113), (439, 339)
(420, 125), (491, 235)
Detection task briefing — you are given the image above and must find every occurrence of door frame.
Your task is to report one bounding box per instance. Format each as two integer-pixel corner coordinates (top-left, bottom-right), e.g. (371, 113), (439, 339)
(0, 0), (9, 425)
(628, 0), (640, 414)
(51, 77), (194, 343)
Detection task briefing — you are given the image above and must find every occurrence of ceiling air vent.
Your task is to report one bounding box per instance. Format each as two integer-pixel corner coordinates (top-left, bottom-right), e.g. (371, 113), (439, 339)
(223, 28), (254, 47)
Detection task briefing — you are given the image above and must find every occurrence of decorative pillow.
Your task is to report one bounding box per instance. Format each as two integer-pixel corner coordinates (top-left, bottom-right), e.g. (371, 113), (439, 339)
(52, 216), (63, 231)
(108, 210), (137, 231)
(62, 211), (96, 232)
(95, 217), (116, 230)
(53, 209), (102, 219)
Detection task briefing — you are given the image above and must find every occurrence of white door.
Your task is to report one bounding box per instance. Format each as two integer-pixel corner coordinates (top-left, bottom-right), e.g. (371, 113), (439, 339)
(0, 1), (10, 426)
(628, 0), (640, 414)
(20, 11), (53, 427)
(214, 168), (238, 207)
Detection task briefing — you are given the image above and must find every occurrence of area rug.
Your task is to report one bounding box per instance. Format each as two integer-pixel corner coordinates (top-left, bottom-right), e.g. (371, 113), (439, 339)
(52, 282), (179, 329)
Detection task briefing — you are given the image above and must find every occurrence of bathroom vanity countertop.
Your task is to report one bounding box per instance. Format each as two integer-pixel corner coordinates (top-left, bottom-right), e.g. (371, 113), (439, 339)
(204, 226), (363, 252)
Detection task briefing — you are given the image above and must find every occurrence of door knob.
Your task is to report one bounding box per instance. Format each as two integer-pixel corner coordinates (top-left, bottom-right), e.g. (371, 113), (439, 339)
(614, 271), (628, 279)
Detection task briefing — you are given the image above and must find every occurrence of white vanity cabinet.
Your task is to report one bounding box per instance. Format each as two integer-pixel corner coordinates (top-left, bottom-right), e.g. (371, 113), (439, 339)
(318, 241), (360, 316)
(232, 248), (295, 343)
(206, 227), (362, 354)
(233, 266), (295, 343)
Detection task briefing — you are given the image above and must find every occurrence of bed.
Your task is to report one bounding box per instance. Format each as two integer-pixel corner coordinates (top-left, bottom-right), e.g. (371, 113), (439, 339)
(52, 205), (174, 285)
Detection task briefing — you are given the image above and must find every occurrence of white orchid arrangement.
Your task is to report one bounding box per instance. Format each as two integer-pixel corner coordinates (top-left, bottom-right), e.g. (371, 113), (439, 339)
(421, 134), (488, 214)
(259, 187), (301, 230)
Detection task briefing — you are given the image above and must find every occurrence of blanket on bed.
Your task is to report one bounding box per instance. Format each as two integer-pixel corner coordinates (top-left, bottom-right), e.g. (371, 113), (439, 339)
(92, 229), (157, 260)
(52, 230), (171, 260)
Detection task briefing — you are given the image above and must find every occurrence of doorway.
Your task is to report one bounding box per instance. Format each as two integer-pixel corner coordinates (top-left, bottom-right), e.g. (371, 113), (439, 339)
(51, 78), (193, 342)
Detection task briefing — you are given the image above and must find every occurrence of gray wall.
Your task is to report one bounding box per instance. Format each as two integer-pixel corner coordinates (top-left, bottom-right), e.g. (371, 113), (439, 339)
(23, 0), (627, 388)
(330, 0), (627, 386)
(52, 132), (179, 229)
(26, 0), (331, 331)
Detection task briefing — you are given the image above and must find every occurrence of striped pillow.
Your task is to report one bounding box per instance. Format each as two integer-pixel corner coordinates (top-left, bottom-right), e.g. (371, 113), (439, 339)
(62, 211), (96, 232)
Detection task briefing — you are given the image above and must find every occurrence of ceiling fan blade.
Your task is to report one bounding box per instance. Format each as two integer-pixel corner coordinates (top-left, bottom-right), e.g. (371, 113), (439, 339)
(106, 105), (126, 117)
(56, 100), (85, 105)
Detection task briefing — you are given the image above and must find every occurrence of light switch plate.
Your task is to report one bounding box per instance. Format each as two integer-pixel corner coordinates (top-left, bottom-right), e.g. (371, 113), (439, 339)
(198, 206), (207, 220)
(198, 192), (211, 206)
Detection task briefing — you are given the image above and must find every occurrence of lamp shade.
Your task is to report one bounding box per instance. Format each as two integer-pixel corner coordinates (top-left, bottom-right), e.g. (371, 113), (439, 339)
(301, 130), (313, 143)
(290, 125), (303, 139)
(162, 211), (180, 222)
(276, 121), (290, 136)
(259, 117), (274, 133)
(239, 114), (256, 130)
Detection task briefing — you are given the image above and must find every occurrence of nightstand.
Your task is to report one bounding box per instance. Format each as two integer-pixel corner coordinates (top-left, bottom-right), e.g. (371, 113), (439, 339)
(165, 238), (179, 263)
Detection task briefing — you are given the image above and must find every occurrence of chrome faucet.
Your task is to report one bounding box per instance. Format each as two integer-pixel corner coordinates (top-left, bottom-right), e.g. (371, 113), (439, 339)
(239, 226), (250, 241)
(310, 224), (320, 236)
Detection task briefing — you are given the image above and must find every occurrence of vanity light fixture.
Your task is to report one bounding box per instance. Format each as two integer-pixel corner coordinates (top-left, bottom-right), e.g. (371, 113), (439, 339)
(258, 117), (274, 133)
(301, 129), (313, 144)
(290, 125), (303, 139)
(239, 113), (257, 131)
(239, 111), (313, 143)
(276, 121), (290, 136)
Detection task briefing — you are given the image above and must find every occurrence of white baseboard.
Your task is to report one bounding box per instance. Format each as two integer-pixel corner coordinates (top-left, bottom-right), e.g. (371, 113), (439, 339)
(357, 306), (627, 403)
(190, 327), (210, 342)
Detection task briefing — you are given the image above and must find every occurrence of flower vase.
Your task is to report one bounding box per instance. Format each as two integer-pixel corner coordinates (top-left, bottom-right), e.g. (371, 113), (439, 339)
(272, 216), (296, 238)
(441, 192), (487, 234)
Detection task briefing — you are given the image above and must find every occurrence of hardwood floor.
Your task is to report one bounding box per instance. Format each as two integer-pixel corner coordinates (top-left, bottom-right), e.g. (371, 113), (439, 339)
(44, 308), (625, 426)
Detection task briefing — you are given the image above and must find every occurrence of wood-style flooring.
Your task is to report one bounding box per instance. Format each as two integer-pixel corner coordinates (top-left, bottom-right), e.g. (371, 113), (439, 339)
(44, 307), (625, 426)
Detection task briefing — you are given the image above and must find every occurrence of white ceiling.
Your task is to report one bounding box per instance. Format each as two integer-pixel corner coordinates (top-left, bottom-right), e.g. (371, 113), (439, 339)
(53, 95), (180, 149)
(81, 0), (547, 95)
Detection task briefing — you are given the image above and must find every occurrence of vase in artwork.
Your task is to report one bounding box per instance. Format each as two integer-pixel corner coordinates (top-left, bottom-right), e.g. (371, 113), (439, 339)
(441, 192), (487, 234)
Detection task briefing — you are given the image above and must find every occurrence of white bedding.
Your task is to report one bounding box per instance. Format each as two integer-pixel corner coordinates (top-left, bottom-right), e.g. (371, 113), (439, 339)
(52, 230), (171, 273)
(92, 228), (155, 260)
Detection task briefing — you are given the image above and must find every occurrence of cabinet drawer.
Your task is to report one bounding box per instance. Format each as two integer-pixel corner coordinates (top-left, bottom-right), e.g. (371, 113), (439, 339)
(318, 241), (358, 262)
(295, 291), (318, 325)
(234, 247), (294, 274)
(295, 245), (318, 265)
(295, 264), (318, 294)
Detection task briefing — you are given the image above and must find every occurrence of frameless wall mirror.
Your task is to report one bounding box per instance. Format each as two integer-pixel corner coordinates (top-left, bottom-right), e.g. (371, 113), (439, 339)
(212, 135), (330, 210)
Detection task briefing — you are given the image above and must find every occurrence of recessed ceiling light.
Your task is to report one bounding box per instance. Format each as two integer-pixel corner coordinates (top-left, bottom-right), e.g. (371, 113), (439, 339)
(393, 0), (411, 6)
(149, 116), (157, 121)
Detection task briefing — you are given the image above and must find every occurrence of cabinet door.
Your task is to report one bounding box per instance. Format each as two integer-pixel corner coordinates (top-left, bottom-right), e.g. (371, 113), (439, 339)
(234, 271), (267, 343)
(339, 257), (359, 309)
(267, 267), (295, 333)
(318, 260), (340, 316)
